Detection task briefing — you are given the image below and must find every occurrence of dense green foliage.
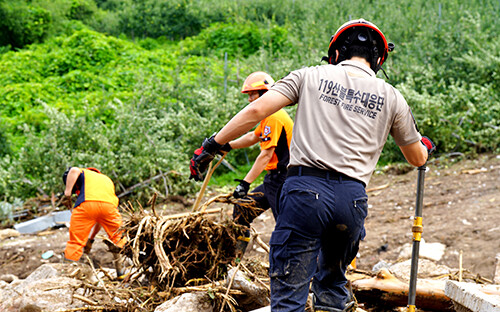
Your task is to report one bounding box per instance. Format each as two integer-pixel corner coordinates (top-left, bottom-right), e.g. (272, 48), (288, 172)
(0, 0), (498, 203)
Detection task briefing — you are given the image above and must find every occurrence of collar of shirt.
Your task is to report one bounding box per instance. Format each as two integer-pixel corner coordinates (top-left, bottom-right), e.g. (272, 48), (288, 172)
(338, 60), (375, 77)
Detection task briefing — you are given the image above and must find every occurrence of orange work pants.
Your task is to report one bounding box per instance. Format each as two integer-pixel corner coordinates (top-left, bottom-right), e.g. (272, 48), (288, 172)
(64, 201), (125, 261)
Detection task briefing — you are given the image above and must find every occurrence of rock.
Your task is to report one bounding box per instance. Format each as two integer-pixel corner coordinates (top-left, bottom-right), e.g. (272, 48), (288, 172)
(0, 263), (93, 312)
(0, 228), (20, 240)
(0, 274), (18, 283)
(389, 259), (451, 283)
(372, 260), (392, 273)
(154, 292), (213, 312)
(1, 275), (84, 311)
(20, 304), (42, 312)
(397, 239), (446, 262)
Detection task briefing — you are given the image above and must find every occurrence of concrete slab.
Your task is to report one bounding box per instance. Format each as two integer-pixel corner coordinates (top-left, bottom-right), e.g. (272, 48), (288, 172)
(14, 210), (72, 234)
(445, 281), (500, 312)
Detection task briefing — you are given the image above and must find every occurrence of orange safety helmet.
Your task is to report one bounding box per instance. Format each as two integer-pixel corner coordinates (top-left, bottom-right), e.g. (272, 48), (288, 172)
(241, 71), (275, 94)
(86, 167), (101, 173)
(324, 19), (394, 73)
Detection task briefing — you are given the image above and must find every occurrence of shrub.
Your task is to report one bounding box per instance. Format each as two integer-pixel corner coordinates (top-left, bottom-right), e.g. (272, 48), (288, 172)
(182, 22), (289, 58)
(0, 0), (52, 49)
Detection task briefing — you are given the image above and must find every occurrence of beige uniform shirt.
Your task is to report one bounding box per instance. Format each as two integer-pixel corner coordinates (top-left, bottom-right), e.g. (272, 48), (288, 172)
(272, 60), (421, 186)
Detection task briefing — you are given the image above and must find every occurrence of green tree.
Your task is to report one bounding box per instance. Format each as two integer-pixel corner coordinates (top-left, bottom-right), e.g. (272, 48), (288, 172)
(0, 0), (52, 49)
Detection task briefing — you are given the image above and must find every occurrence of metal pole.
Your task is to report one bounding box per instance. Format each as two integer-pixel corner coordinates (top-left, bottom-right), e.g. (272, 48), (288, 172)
(407, 165), (426, 312)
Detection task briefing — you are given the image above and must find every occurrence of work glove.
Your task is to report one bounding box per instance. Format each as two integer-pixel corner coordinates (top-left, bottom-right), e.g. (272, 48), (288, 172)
(84, 238), (94, 254)
(219, 142), (232, 154)
(189, 135), (223, 181)
(421, 136), (436, 156)
(61, 195), (73, 209)
(233, 179), (251, 198)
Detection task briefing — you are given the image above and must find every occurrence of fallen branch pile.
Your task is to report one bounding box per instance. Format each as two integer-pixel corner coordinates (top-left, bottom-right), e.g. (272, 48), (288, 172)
(53, 193), (269, 312)
(120, 193), (263, 289)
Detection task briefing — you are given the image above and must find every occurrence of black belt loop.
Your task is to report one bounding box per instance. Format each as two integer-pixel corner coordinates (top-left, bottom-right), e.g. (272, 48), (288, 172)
(298, 166), (302, 176)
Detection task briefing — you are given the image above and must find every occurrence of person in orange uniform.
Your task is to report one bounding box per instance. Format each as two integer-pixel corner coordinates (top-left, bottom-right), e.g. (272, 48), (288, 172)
(192, 72), (294, 257)
(62, 167), (126, 277)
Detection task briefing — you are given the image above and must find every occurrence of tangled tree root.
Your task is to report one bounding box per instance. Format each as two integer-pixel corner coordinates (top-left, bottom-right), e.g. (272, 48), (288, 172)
(63, 193), (268, 312)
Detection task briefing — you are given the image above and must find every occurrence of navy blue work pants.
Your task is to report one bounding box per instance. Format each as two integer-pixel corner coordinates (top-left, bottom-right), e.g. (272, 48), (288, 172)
(269, 174), (368, 311)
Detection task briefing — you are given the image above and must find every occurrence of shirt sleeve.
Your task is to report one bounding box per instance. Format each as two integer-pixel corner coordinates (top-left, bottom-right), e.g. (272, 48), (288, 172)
(271, 68), (307, 104)
(254, 115), (283, 150)
(390, 89), (422, 146)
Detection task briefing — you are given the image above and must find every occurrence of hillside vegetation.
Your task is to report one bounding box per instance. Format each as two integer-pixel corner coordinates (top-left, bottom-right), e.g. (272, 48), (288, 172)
(0, 0), (498, 204)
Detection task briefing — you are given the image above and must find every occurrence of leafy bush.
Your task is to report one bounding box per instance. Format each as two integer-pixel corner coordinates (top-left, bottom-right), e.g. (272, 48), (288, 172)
(182, 22), (289, 58)
(67, 0), (97, 22)
(0, 0), (499, 202)
(117, 0), (205, 40)
(0, 119), (10, 157)
(0, 198), (23, 224)
(0, 0), (52, 48)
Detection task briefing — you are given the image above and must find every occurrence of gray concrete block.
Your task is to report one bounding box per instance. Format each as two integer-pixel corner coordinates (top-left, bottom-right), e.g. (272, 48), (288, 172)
(445, 280), (500, 312)
(14, 210), (72, 234)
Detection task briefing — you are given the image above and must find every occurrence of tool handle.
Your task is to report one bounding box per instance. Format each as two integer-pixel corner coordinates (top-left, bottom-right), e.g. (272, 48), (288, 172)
(407, 164), (427, 311)
(192, 153), (226, 212)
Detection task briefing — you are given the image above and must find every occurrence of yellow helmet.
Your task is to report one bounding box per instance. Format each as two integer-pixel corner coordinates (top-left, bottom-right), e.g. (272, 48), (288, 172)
(241, 71), (275, 93)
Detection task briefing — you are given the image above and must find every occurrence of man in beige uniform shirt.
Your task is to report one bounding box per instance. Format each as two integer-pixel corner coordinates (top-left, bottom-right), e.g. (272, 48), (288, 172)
(189, 19), (435, 311)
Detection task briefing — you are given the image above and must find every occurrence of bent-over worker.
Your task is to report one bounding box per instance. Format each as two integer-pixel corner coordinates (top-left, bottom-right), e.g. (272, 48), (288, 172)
(62, 166), (126, 279)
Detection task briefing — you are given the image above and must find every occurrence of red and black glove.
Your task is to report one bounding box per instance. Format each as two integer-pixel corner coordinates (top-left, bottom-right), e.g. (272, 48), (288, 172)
(421, 136), (436, 156)
(189, 135), (223, 181)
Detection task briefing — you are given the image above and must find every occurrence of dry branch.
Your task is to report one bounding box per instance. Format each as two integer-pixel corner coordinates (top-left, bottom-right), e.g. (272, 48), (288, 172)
(73, 294), (99, 305)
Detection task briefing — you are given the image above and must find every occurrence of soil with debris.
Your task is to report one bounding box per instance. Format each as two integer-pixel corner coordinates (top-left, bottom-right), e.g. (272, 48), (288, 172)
(247, 154), (500, 281)
(1, 153), (499, 311)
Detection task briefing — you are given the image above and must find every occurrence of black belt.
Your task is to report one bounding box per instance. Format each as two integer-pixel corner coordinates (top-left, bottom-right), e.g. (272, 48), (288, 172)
(268, 168), (287, 175)
(287, 166), (364, 186)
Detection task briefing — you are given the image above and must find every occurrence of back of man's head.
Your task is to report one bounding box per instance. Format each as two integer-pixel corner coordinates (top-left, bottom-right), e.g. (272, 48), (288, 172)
(323, 19), (394, 73)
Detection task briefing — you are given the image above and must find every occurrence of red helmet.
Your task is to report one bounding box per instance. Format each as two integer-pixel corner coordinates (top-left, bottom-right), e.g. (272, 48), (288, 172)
(325, 19), (394, 73)
(241, 71), (275, 93)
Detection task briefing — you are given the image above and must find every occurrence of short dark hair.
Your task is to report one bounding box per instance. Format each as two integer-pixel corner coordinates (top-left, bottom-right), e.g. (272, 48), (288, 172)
(345, 45), (371, 62)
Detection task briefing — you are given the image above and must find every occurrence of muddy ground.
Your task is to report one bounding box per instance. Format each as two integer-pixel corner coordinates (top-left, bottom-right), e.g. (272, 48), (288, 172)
(0, 153), (499, 309)
(248, 153), (500, 281)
